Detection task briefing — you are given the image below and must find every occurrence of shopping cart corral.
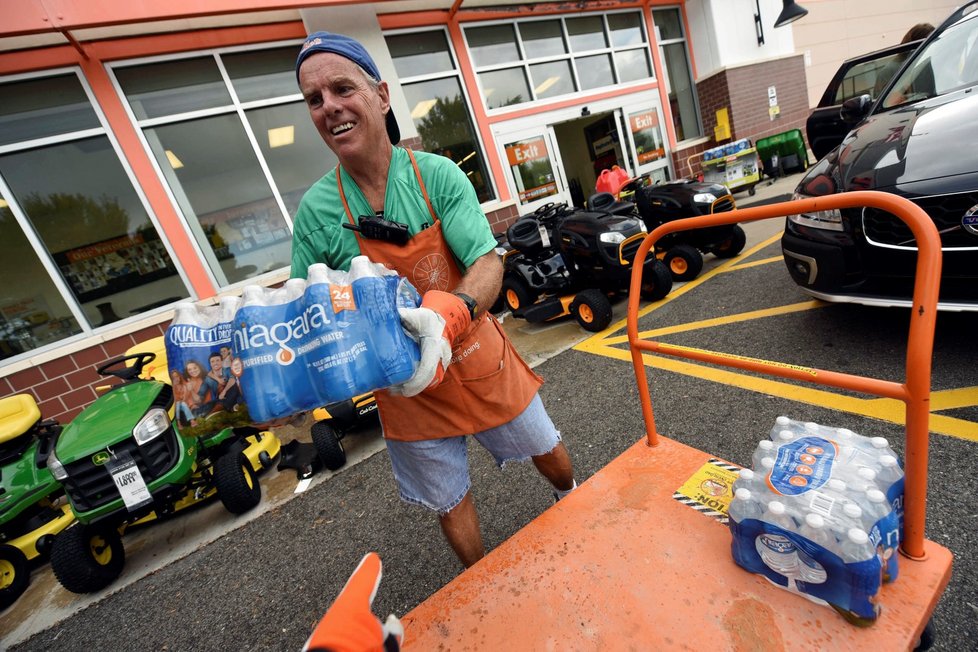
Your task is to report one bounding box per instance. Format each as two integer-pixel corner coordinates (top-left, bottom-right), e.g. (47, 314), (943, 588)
(401, 191), (951, 648)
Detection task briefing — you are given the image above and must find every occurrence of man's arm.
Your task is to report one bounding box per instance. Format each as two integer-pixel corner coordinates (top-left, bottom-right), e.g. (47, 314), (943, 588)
(453, 250), (502, 317)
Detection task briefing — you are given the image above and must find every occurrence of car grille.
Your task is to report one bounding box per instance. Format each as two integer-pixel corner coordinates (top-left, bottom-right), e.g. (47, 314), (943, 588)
(620, 237), (643, 264)
(712, 196), (736, 213)
(62, 386), (179, 512)
(862, 192), (978, 250)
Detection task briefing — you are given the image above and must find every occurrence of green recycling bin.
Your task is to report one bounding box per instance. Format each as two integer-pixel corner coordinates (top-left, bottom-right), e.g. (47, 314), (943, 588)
(756, 129), (809, 177)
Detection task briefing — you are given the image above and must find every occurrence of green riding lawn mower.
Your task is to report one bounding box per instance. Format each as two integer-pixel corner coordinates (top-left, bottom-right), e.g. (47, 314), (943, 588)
(40, 337), (281, 595)
(0, 394), (75, 610)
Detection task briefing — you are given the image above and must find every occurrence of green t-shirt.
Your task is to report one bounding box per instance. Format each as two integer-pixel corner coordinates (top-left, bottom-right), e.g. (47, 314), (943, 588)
(291, 147), (495, 278)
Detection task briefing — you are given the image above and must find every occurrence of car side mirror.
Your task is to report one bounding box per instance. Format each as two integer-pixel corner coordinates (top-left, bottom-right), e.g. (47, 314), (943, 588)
(840, 94), (872, 125)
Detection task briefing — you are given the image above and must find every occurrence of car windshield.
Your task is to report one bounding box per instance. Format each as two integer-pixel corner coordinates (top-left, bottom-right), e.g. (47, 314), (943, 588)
(881, 6), (978, 109)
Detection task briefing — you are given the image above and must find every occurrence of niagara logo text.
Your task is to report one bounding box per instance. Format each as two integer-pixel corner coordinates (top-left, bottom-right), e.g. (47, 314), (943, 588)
(233, 302), (332, 366)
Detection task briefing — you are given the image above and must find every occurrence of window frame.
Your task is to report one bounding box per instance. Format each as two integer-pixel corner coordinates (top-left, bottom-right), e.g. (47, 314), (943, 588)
(652, 5), (704, 143)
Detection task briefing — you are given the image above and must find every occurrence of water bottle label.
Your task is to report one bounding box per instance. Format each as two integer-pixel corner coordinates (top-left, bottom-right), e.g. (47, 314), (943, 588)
(164, 315), (253, 436)
(730, 518), (882, 622)
(767, 436), (837, 495)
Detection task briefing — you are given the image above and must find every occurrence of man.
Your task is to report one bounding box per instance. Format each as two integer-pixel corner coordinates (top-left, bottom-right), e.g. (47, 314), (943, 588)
(291, 31), (576, 568)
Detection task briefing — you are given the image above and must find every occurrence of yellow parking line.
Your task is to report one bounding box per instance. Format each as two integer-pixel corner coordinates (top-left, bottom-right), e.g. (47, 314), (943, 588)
(726, 255), (785, 271)
(592, 345), (978, 443)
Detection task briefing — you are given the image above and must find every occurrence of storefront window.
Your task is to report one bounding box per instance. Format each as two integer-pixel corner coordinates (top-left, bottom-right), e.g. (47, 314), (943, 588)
(115, 57), (231, 120)
(145, 115), (291, 285)
(114, 45), (328, 288)
(0, 204), (82, 361)
(387, 30), (496, 204)
(465, 11), (653, 109)
(0, 74), (99, 146)
(653, 8), (703, 141)
(223, 46), (300, 102)
(0, 137), (186, 329)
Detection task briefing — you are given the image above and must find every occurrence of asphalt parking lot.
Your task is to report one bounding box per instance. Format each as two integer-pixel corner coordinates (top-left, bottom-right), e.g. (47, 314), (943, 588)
(4, 172), (976, 650)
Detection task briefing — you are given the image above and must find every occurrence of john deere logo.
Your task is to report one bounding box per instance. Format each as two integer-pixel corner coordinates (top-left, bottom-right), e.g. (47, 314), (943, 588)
(92, 451), (110, 466)
(963, 204), (978, 236)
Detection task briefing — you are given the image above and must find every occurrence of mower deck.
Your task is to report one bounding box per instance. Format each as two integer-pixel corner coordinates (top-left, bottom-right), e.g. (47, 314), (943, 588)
(401, 435), (952, 649)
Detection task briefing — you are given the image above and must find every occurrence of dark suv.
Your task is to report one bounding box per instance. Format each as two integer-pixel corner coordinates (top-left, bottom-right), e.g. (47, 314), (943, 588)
(783, 1), (978, 311)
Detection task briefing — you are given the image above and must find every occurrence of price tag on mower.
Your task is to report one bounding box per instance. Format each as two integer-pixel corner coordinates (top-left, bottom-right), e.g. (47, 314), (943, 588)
(538, 224), (551, 248)
(106, 452), (153, 512)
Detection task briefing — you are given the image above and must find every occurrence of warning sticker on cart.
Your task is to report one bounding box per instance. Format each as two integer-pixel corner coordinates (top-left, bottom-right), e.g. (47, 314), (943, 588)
(672, 459), (740, 524)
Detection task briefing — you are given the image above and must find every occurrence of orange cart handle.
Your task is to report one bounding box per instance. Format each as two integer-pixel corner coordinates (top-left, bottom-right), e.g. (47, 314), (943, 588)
(626, 190), (941, 560)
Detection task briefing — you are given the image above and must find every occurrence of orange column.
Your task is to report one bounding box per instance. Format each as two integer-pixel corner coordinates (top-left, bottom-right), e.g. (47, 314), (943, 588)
(79, 56), (216, 299)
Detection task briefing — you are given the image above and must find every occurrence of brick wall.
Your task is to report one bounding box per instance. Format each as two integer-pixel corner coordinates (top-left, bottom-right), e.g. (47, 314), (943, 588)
(686, 54), (809, 178)
(1, 322), (169, 425)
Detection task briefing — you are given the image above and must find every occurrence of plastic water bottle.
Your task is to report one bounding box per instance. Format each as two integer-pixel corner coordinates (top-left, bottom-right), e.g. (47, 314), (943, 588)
(752, 440), (776, 469)
(757, 501), (799, 577)
(775, 429), (796, 446)
(733, 467), (758, 493)
(877, 455), (903, 488)
(728, 488), (764, 524)
(797, 513), (831, 583)
(840, 528), (873, 563)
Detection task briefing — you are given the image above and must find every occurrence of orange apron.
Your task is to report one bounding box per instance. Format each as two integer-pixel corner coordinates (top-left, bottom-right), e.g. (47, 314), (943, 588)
(337, 150), (542, 441)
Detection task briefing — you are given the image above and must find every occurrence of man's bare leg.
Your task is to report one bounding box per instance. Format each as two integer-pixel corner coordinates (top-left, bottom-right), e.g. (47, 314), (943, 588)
(531, 441), (575, 491)
(438, 490), (485, 568)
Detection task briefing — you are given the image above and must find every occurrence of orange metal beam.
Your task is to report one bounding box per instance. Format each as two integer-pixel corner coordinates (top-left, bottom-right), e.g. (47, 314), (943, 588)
(626, 191), (941, 560)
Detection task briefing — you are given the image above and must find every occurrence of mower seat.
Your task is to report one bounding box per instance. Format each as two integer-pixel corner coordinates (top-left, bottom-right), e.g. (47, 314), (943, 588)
(125, 336), (171, 384)
(587, 192), (635, 216)
(0, 394), (41, 444)
(506, 217), (551, 259)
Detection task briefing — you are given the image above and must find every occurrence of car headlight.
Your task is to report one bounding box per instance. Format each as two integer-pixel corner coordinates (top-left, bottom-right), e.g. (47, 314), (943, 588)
(693, 192), (717, 204)
(133, 408), (170, 445)
(47, 453), (68, 481)
(788, 192), (844, 231)
(599, 232), (626, 245)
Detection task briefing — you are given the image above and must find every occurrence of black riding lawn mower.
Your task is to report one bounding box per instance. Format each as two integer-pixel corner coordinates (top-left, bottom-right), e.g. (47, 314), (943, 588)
(617, 178), (747, 281)
(499, 201), (673, 332)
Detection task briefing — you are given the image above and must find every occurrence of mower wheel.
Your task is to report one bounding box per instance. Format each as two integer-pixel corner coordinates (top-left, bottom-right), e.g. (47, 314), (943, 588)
(215, 452), (261, 514)
(639, 260), (673, 301)
(0, 544), (29, 610)
(663, 244), (704, 281)
(711, 224), (747, 259)
(312, 421), (347, 471)
(570, 289), (613, 332)
(50, 524), (125, 594)
(502, 276), (537, 312)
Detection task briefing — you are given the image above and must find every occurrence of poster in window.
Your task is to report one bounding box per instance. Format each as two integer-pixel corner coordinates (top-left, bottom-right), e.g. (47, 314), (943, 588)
(630, 109), (666, 164)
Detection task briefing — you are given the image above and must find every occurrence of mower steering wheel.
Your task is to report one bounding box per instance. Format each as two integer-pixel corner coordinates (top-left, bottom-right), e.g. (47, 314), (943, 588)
(97, 352), (157, 381)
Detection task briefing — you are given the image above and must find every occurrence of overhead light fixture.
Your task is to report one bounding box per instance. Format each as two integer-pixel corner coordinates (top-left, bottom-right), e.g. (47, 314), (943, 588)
(534, 76), (561, 95)
(457, 151), (476, 166)
(268, 125), (295, 148)
(410, 99), (438, 120)
(165, 150), (183, 169)
(0, 199), (8, 209)
(775, 0), (809, 27)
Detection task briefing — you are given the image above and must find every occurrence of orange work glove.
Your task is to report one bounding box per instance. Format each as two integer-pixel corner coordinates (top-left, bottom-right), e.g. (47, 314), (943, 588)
(303, 553), (404, 652)
(420, 290), (471, 345)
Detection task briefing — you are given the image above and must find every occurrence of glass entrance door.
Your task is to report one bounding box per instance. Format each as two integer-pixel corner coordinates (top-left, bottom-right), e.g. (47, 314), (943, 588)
(620, 101), (672, 183)
(501, 129), (571, 214)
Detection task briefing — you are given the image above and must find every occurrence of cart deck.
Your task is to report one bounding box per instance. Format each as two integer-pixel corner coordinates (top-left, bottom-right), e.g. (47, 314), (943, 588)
(402, 437), (951, 649)
(402, 191), (952, 650)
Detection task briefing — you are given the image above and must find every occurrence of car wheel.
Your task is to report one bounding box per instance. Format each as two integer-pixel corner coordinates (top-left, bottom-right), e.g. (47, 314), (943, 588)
(570, 289), (613, 332)
(215, 452), (261, 515)
(311, 421), (347, 472)
(663, 244), (704, 281)
(50, 524), (125, 594)
(712, 225), (747, 258)
(502, 276), (537, 312)
(0, 544), (29, 610)
(639, 260), (673, 301)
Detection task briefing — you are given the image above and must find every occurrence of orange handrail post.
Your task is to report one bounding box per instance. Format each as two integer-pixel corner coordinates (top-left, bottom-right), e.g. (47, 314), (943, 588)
(625, 190), (941, 560)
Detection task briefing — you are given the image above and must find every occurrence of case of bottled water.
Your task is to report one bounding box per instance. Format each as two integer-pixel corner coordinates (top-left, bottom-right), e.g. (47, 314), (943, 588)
(165, 257), (422, 426)
(728, 416), (905, 626)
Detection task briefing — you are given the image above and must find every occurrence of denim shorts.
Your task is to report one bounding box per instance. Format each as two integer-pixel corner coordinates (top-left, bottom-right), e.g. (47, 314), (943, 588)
(384, 394), (561, 514)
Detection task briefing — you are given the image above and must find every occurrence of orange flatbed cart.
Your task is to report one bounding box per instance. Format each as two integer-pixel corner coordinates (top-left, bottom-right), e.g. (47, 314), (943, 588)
(401, 191), (952, 650)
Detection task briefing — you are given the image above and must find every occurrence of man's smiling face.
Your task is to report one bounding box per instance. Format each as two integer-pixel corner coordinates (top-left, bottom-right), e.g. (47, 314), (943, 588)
(299, 52), (391, 161)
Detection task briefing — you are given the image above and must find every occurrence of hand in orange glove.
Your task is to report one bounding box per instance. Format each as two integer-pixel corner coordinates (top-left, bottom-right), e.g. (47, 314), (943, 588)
(303, 553), (403, 652)
(390, 291), (472, 397)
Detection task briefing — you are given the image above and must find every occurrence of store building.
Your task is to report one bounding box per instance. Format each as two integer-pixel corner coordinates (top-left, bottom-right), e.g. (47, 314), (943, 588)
(0, 0), (810, 420)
